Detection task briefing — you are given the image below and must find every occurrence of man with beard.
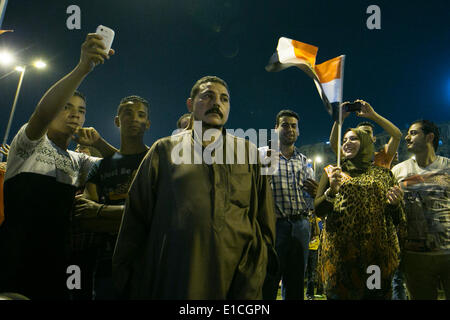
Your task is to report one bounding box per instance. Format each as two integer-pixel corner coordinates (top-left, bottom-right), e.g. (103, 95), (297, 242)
(392, 120), (449, 299)
(261, 110), (318, 300)
(112, 76), (276, 299)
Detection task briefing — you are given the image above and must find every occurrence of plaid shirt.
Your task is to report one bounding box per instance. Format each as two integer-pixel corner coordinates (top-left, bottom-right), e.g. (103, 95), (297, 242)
(270, 148), (314, 218)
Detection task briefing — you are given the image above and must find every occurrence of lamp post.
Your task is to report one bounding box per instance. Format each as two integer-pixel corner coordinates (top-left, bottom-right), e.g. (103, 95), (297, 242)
(2, 65), (25, 148)
(1, 58), (47, 148)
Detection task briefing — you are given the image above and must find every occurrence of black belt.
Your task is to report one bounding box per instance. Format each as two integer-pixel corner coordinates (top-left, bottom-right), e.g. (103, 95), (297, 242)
(278, 212), (309, 221)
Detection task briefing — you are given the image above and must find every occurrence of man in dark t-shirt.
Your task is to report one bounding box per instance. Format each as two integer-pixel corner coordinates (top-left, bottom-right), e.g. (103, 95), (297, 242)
(73, 95), (150, 299)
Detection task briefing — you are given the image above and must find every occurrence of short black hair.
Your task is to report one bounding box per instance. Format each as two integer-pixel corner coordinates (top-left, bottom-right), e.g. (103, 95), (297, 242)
(190, 76), (229, 100)
(276, 109), (299, 127)
(73, 90), (86, 104)
(117, 95), (150, 117)
(357, 121), (375, 130)
(177, 113), (191, 129)
(410, 119), (440, 151)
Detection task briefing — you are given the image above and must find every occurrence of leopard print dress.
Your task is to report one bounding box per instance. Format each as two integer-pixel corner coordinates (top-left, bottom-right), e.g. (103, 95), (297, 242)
(318, 165), (406, 299)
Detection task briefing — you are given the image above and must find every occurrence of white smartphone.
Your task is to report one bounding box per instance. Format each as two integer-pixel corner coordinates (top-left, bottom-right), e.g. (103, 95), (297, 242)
(95, 25), (115, 54)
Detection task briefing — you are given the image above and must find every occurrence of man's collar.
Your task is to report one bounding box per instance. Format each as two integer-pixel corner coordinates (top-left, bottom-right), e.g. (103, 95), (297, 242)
(279, 146), (301, 160)
(191, 126), (227, 147)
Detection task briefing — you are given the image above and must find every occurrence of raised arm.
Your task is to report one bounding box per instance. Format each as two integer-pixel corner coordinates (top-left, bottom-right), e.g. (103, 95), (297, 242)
(329, 103), (351, 155)
(26, 33), (113, 141)
(355, 99), (402, 160)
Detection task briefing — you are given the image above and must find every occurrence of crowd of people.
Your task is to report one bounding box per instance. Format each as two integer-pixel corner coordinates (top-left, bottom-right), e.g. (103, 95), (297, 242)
(0, 34), (448, 300)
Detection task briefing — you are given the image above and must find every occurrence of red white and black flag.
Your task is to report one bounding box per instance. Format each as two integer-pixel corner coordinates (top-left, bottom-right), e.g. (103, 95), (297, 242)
(0, 0), (13, 35)
(266, 37), (345, 121)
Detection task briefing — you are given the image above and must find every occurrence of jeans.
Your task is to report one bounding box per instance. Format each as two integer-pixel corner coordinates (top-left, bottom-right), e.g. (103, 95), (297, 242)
(391, 268), (407, 300)
(263, 217), (310, 300)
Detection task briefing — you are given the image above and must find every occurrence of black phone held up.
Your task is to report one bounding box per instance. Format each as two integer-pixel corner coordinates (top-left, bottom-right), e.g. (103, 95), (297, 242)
(343, 102), (362, 112)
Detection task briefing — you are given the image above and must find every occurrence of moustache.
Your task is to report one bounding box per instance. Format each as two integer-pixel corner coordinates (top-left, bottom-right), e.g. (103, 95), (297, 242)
(205, 108), (223, 118)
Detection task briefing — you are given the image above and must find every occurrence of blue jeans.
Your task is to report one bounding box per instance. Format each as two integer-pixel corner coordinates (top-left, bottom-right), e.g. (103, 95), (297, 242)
(391, 268), (407, 300)
(263, 217), (310, 300)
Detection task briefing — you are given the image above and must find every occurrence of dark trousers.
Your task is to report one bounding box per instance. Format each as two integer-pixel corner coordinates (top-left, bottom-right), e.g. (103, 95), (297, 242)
(305, 249), (318, 297)
(93, 257), (120, 300)
(403, 251), (450, 299)
(263, 217), (310, 300)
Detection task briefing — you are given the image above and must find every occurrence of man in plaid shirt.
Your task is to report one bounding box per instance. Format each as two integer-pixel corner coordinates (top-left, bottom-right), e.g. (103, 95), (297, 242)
(261, 110), (318, 300)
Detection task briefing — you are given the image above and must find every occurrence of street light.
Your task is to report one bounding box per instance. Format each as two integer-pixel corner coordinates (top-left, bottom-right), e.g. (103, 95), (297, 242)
(33, 59), (46, 69)
(0, 51), (15, 66)
(1, 57), (47, 150)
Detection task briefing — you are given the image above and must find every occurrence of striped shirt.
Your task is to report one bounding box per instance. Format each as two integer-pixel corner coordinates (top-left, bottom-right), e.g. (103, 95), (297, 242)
(270, 148), (314, 218)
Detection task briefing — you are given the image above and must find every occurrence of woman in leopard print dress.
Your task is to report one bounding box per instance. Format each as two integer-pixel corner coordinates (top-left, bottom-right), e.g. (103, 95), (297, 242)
(314, 128), (406, 299)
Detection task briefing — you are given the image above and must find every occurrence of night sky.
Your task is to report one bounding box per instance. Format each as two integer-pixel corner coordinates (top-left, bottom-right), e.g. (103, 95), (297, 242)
(1, 0), (449, 150)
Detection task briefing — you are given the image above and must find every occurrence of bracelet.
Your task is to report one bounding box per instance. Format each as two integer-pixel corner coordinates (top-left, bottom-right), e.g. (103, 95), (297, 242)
(324, 188), (336, 203)
(96, 204), (106, 218)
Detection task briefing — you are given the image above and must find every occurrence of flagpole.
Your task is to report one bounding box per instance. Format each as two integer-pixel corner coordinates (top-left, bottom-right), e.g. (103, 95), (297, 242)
(2, 66), (25, 147)
(0, 0), (9, 29)
(337, 122), (342, 168)
(337, 55), (345, 168)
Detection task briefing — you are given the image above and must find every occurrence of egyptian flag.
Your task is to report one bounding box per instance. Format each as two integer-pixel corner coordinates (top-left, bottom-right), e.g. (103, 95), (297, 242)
(313, 55), (345, 121)
(0, 0), (12, 35)
(0, 0), (8, 29)
(265, 37), (318, 78)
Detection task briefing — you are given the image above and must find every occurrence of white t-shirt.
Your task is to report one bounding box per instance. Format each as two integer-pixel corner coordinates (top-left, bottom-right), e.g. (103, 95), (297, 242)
(5, 124), (100, 187)
(392, 156), (450, 253)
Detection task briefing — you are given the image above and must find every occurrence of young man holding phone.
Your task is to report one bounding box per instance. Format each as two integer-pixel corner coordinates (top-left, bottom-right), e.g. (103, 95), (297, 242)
(0, 33), (115, 300)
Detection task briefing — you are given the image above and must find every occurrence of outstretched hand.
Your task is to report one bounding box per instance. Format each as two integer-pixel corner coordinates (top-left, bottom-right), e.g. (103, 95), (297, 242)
(339, 102), (352, 122)
(78, 33), (115, 74)
(355, 99), (376, 120)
